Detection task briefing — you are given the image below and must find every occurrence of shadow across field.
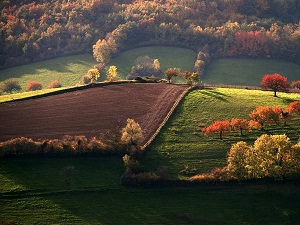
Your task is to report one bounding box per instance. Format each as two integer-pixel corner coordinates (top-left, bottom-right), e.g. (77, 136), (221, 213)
(200, 89), (230, 102)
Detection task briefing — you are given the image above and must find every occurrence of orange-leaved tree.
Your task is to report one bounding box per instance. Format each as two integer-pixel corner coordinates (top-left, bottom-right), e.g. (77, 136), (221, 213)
(202, 120), (231, 140)
(260, 73), (289, 97)
(287, 101), (300, 114)
(230, 118), (249, 135)
(249, 106), (280, 130)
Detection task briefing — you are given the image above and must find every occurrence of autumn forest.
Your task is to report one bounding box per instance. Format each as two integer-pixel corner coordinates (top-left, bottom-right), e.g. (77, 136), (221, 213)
(1, 0), (300, 69)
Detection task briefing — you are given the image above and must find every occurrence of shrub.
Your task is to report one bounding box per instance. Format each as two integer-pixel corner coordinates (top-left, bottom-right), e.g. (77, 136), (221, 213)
(48, 80), (62, 89)
(0, 78), (22, 94)
(26, 81), (43, 91)
(120, 171), (160, 186)
(82, 74), (91, 84)
(0, 137), (40, 157)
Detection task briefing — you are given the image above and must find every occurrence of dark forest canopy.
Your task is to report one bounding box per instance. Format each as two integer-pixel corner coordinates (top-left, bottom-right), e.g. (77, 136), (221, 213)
(0, 0), (300, 68)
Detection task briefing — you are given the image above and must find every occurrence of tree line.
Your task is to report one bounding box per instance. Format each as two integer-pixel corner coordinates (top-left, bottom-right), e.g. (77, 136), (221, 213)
(1, 0), (300, 69)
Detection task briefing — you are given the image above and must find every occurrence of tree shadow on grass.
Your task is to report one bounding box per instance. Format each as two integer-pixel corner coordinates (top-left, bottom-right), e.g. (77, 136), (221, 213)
(201, 90), (230, 102)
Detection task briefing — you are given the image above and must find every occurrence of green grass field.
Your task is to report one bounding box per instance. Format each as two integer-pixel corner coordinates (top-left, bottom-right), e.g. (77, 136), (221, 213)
(105, 46), (196, 81)
(1, 88), (300, 224)
(203, 58), (300, 86)
(0, 54), (97, 91)
(0, 47), (196, 93)
(144, 88), (300, 178)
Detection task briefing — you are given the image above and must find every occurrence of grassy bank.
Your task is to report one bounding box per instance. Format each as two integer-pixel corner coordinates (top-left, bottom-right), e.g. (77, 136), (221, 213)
(145, 88), (300, 178)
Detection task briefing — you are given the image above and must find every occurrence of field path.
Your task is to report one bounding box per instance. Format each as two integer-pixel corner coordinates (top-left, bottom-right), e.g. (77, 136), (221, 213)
(0, 83), (190, 145)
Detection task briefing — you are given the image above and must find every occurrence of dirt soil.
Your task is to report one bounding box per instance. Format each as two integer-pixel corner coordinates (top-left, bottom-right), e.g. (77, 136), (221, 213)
(0, 83), (190, 145)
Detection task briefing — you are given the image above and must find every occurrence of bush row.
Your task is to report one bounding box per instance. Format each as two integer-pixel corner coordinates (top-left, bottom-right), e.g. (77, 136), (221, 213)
(0, 135), (128, 158)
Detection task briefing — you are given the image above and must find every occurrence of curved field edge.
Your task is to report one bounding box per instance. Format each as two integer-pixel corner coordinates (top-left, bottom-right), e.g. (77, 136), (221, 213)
(142, 85), (196, 149)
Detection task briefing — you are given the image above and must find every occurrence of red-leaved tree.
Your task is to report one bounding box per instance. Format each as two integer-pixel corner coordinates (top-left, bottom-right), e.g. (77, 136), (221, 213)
(291, 80), (300, 90)
(260, 73), (289, 97)
(26, 81), (43, 91)
(202, 120), (231, 140)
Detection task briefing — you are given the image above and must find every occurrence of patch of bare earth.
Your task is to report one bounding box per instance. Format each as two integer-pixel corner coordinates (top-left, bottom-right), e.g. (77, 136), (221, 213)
(0, 83), (190, 145)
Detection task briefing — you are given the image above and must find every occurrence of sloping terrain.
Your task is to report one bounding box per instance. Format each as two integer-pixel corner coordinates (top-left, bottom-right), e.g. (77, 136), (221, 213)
(0, 83), (190, 145)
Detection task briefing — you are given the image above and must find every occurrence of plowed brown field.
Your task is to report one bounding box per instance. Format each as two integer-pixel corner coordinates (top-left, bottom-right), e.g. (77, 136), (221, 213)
(0, 83), (190, 145)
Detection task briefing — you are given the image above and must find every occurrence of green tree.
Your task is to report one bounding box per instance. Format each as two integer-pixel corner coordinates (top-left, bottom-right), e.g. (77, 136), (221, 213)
(0, 78), (22, 94)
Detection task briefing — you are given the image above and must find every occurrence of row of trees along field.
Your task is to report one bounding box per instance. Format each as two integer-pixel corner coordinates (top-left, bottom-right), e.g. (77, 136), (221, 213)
(1, 0), (300, 69)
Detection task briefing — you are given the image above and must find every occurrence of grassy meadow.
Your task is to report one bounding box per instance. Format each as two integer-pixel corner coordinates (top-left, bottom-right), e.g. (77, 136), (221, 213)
(105, 46), (196, 81)
(0, 54), (97, 91)
(203, 58), (300, 86)
(1, 88), (300, 224)
(145, 88), (300, 178)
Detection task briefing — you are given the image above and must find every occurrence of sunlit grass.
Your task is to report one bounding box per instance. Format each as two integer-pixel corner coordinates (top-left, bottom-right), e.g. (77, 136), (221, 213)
(145, 88), (300, 178)
(0, 54), (96, 91)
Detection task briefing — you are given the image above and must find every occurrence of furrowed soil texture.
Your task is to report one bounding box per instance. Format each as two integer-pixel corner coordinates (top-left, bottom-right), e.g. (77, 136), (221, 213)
(0, 83), (190, 145)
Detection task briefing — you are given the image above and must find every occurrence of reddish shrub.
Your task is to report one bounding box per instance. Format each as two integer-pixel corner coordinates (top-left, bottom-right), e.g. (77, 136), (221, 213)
(26, 81), (43, 91)
(48, 80), (62, 89)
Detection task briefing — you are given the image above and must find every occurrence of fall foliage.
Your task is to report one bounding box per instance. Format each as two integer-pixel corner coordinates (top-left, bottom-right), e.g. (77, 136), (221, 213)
(202, 120), (231, 140)
(1, 0), (299, 69)
(260, 73), (289, 97)
(249, 106), (280, 129)
(87, 68), (100, 83)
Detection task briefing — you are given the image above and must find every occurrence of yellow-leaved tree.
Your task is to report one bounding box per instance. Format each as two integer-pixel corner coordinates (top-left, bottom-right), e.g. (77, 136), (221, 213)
(87, 68), (100, 83)
(106, 65), (118, 82)
(121, 118), (143, 152)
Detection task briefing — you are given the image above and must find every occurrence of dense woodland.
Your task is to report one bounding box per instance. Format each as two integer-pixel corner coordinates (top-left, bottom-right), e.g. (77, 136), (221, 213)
(1, 0), (300, 69)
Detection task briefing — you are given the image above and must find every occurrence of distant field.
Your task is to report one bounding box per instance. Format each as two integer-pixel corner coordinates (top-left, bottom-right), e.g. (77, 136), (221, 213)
(105, 46), (196, 82)
(203, 58), (300, 86)
(0, 54), (96, 91)
(0, 47), (196, 93)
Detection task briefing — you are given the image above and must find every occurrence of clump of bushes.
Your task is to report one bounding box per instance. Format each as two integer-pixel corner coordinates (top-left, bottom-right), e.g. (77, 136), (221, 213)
(0, 78), (22, 94)
(26, 81), (43, 91)
(48, 80), (62, 89)
(190, 134), (300, 183)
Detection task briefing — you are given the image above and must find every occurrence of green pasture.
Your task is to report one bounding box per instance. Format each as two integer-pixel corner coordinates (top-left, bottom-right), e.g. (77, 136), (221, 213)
(106, 46), (196, 81)
(0, 54), (97, 91)
(1, 88), (300, 224)
(1, 157), (300, 225)
(145, 88), (300, 178)
(203, 58), (300, 86)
